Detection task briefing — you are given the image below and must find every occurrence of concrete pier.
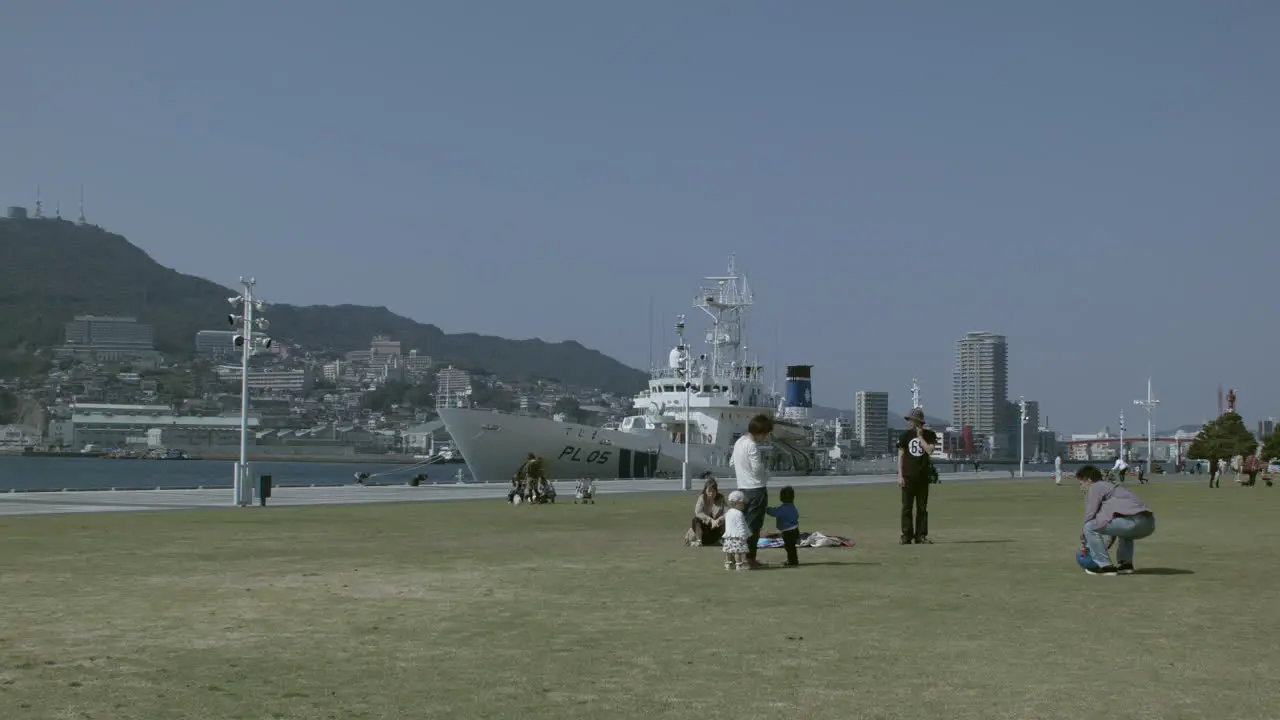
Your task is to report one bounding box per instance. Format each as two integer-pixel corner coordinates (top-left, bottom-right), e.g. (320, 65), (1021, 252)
(0, 471), (1037, 517)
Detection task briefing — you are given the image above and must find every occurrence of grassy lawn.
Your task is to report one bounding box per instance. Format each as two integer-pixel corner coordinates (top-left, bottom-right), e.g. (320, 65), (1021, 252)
(0, 479), (1276, 720)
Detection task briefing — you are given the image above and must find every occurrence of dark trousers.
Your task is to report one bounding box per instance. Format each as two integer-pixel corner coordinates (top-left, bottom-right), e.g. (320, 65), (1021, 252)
(742, 487), (769, 561)
(691, 518), (724, 545)
(781, 527), (800, 565)
(901, 477), (930, 539)
(1118, 469), (1127, 483)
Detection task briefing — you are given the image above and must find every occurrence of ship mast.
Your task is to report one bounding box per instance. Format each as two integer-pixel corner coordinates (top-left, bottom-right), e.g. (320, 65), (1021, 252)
(911, 378), (922, 411)
(694, 254), (753, 381)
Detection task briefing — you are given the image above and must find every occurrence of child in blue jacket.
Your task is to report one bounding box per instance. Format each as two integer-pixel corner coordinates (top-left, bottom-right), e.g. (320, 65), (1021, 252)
(766, 485), (801, 567)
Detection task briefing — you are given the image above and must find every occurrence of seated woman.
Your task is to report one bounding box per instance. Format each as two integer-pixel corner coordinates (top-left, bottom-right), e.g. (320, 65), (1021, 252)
(1078, 464), (1156, 575)
(689, 473), (727, 546)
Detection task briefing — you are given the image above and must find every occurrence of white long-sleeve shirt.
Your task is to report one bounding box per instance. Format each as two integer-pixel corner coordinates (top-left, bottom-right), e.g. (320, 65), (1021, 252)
(1113, 458), (1128, 472)
(723, 507), (749, 539)
(730, 434), (769, 490)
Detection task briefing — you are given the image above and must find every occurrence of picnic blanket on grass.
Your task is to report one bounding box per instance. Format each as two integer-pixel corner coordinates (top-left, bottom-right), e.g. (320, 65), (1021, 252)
(684, 529), (854, 548)
(757, 531), (854, 549)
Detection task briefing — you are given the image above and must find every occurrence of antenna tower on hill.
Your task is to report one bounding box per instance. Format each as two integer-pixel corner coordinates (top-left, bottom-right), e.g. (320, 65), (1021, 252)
(78, 185), (87, 225)
(34, 185), (44, 219)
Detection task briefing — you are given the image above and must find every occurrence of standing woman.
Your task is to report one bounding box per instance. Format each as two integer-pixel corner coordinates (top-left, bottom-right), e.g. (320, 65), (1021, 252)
(731, 413), (774, 569)
(690, 473), (727, 546)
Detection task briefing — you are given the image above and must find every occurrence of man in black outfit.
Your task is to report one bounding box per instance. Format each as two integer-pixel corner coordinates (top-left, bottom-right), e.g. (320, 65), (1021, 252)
(898, 408), (937, 544)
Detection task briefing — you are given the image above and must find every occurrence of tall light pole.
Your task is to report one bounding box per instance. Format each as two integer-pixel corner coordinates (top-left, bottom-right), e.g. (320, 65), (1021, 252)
(1018, 396), (1027, 478)
(676, 314), (692, 491)
(228, 278), (271, 507)
(1134, 377), (1159, 475)
(1118, 411), (1126, 464)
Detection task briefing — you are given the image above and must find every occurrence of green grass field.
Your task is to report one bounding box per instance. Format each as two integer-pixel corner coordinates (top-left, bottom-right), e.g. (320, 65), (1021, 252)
(0, 479), (1276, 720)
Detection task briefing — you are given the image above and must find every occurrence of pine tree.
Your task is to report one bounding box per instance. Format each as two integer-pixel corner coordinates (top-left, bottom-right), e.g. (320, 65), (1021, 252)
(1186, 412), (1258, 462)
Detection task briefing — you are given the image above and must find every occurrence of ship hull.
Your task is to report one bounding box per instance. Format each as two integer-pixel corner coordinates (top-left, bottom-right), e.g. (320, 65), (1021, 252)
(438, 408), (808, 483)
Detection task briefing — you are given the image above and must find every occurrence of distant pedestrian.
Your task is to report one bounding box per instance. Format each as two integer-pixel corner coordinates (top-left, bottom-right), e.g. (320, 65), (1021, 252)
(1208, 458), (1221, 488)
(1112, 456), (1129, 483)
(1054, 455), (1063, 485)
(1242, 454), (1268, 487)
(898, 408), (937, 544)
(730, 413), (774, 568)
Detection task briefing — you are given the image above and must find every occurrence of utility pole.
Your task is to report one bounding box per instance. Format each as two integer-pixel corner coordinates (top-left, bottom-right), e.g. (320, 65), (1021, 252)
(1018, 396), (1028, 478)
(228, 279), (271, 506)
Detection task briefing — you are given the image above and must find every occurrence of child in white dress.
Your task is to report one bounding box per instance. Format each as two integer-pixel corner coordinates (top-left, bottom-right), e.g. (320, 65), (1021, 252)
(722, 490), (750, 570)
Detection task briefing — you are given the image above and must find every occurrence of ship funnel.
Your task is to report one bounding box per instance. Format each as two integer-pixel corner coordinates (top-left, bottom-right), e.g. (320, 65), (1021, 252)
(781, 365), (814, 421)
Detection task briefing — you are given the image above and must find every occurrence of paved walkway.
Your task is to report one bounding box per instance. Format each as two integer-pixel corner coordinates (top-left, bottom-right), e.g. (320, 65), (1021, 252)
(0, 471), (1036, 517)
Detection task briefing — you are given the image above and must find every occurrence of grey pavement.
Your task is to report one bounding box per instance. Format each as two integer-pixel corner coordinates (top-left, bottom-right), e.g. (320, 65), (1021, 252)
(0, 471), (1042, 517)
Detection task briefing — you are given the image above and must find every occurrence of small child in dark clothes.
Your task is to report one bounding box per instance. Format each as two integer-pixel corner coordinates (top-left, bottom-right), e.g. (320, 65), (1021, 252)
(765, 485), (801, 567)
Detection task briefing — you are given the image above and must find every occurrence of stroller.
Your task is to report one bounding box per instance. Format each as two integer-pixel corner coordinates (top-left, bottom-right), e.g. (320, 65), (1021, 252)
(574, 477), (597, 504)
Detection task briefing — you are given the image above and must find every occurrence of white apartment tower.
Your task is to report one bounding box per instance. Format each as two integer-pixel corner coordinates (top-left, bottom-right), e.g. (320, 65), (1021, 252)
(952, 332), (1010, 452)
(854, 391), (890, 457)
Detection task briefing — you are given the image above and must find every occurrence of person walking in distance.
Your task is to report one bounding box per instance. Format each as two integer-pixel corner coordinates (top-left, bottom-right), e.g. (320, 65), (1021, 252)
(1112, 455), (1129, 483)
(898, 408), (937, 544)
(731, 413), (774, 569)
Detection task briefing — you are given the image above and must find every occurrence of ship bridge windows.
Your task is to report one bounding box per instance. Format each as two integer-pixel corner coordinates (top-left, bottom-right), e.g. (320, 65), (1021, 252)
(623, 416), (652, 431)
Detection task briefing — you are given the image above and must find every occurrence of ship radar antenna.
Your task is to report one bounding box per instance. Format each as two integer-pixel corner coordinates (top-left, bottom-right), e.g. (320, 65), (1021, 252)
(77, 185), (86, 225)
(34, 185), (43, 219)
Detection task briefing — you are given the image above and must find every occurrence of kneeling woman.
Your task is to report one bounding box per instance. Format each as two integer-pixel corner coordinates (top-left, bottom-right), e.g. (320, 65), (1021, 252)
(690, 473), (727, 546)
(1078, 464), (1156, 575)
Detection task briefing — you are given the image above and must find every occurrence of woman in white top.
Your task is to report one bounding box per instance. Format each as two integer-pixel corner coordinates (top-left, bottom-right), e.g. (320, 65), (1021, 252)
(730, 413), (774, 568)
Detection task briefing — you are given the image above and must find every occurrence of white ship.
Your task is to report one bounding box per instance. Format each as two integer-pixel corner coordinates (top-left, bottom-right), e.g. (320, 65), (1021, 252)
(437, 256), (817, 482)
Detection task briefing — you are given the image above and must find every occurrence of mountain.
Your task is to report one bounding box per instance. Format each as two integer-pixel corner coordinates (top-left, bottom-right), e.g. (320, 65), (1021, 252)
(0, 217), (648, 394)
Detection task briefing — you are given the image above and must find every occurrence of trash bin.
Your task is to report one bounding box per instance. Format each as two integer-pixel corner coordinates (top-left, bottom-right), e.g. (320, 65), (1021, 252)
(258, 475), (272, 507)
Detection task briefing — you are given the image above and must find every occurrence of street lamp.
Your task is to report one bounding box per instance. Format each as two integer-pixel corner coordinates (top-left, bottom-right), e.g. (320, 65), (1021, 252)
(1134, 377), (1159, 475)
(676, 315), (692, 492)
(1018, 396), (1028, 478)
(228, 277), (271, 507)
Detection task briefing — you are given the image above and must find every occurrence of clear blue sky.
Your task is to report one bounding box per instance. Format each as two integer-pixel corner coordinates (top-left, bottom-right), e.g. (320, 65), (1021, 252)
(3, 2), (1277, 431)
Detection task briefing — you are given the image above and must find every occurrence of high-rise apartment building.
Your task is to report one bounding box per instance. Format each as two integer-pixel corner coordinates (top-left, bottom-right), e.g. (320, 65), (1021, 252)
(952, 332), (1010, 454)
(436, 366), (472, 409)
(195, 330), (238, 358)
(58, 315), (158, 363)
(854, 391), (890, 457)
(370, 335), (402, 360)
